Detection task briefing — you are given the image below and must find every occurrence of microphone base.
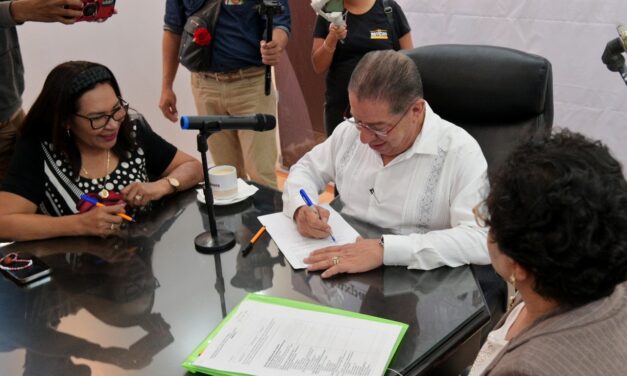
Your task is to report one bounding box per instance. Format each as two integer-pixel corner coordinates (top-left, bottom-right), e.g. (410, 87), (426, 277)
(194, 230), (236, 254)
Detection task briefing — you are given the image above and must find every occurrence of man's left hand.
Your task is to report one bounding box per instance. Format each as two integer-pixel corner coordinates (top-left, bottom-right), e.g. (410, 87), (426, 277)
(304, 237), (384, 278)
(260, 40), (283, 66)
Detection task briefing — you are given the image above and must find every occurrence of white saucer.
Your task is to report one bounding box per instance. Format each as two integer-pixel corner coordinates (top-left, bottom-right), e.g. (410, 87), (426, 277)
(196, 179), (259, 206)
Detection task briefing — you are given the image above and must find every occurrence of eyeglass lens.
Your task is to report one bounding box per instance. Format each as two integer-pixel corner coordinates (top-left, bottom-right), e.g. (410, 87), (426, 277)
(89, 101), (128, 129)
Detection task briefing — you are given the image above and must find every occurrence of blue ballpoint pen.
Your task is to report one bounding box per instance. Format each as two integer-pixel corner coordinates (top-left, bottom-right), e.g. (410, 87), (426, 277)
(299, 188), (336, 242)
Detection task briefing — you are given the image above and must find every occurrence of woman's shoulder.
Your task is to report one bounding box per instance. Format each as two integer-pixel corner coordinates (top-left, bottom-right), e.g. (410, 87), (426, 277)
(15, 136), (47, 165)
(125, 112), (154, 146)
(491, 287), (627, 375)
(495, 328), (627, 375)
(128, 112), (150, 131)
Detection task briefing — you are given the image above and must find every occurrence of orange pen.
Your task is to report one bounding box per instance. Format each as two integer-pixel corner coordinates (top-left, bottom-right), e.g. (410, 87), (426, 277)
(242, 226), (266, 257)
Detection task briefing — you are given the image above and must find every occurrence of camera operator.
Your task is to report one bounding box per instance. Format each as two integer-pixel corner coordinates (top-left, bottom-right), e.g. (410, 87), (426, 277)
(161, 0), (291, 189)
(0, 0), (84, 183)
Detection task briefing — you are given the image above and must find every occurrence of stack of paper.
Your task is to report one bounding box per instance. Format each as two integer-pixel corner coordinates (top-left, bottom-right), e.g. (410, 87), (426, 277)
(182, 294), (408, 376)
(258, 205), (360, 269)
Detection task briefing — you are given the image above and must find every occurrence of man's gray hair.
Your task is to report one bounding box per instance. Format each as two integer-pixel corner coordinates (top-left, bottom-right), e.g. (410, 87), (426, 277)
(348, 50), (424, 114)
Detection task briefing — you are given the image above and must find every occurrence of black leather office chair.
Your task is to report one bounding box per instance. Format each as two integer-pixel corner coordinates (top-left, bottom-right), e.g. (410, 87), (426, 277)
(404, 44), (553, 176)
(404, 45), (553, 349)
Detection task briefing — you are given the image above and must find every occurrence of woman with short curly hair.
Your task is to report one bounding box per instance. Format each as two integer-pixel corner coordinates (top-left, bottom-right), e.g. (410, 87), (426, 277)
(470, 130), (627, 376)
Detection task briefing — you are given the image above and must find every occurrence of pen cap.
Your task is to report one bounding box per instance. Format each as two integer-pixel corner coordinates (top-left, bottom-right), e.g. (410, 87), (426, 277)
(299, 188), (315, 206)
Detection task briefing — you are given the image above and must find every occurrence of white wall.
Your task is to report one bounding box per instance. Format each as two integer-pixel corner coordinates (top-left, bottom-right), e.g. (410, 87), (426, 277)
(19, 1), (198, 156)
(396, 0), (627, 166)
(18, 1), (627, 166)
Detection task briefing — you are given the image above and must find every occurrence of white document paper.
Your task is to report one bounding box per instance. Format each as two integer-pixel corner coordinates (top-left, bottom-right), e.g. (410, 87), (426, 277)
(258, 205), (360, 269)
(193, 299), (402, 376)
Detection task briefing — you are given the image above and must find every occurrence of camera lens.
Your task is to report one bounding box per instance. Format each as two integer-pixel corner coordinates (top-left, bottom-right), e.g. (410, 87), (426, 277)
(83, 3), (98, 16)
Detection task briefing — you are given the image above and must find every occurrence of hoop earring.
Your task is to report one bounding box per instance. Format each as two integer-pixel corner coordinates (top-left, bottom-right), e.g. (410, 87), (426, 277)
(66, 128), (71, 137)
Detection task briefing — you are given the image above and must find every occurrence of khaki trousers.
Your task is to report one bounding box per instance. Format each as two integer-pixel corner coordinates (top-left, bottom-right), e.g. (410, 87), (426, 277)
(191, 68), (278, 189)
(0, 108), (25, 182)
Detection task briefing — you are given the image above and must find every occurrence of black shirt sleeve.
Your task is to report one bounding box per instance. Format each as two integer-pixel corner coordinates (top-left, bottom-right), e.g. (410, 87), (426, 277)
(133, 116), (178, 180)
(0, 136), (46, 205)
(390, 0), (411, 39)
(313, 15), (330, 38)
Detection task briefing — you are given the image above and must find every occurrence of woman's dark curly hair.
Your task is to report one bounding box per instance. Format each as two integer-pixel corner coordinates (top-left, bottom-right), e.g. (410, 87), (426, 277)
(486, 130), (627, 307)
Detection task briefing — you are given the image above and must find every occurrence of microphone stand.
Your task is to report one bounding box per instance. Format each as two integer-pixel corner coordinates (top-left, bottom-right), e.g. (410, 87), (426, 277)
(194, 127), (236, 253)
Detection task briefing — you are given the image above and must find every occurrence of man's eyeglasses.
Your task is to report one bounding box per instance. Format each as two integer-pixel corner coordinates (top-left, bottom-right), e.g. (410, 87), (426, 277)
(344, 101), (414, 138)
(75, 98), (129, 130)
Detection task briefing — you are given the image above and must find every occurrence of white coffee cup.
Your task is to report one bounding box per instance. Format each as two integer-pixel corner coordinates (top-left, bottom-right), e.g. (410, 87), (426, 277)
(209, 165), (238, 200)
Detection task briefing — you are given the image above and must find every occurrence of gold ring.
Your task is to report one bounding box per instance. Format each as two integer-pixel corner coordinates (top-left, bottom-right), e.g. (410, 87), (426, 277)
(332, 256), (340, 265)
(135, 195), (143, 201)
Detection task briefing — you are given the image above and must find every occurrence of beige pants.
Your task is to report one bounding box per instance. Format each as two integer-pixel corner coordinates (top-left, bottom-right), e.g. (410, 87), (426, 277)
(0, 108), (25, 182)
(191, 69), (278, 189)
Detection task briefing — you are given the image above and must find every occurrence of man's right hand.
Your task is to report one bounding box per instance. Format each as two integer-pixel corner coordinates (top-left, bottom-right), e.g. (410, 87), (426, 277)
(159, 88), (178, 122)
(10, 0), (84, 24)
(294, 205), (332, 239)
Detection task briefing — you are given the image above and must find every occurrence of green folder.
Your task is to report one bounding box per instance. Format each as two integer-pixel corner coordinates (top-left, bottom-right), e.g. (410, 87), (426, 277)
(182, 293), (409, 376)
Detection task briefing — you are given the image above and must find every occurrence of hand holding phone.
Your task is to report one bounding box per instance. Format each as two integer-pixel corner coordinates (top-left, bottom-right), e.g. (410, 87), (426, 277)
(329, 23), (347, 40)
(1, 252), (52, 285)
(73, 0), (116, 22)
(322, 0), (346, 40)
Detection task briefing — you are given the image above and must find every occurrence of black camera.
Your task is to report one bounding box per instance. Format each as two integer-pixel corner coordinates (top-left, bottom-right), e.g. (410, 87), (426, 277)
(601, 25), (627, 86)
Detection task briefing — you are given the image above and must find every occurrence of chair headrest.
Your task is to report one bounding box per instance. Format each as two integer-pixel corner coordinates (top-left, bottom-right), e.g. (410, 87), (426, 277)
(403, 44), (553, 125)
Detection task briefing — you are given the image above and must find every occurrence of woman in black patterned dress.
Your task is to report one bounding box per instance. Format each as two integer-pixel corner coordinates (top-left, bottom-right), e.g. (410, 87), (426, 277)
(0, 61), (203, 241)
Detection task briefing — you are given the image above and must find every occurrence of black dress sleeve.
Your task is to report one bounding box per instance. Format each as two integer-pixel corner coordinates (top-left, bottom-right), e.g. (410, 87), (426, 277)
(313, 15), (330, 38)
(0, 136), (46, 205)
(391, 1), (411, 39)
(133, 115), (178, 180)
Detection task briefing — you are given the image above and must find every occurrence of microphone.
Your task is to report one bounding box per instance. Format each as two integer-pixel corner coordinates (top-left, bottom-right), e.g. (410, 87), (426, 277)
(180, 114), (276, 132)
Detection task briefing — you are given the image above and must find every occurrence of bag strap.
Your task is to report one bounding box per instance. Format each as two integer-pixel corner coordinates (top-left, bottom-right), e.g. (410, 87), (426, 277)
(382, 0), (400, 51)
(193, 0), (222, 31)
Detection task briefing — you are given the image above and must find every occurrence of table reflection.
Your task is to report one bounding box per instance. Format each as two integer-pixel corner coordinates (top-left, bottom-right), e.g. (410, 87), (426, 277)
(0, 193), (191, 375)
(0, 187), (490, 376)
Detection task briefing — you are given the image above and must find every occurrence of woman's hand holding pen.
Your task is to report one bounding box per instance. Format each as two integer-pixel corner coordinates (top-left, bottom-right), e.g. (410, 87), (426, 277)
(294, 205), (332, 239)
(78, 204), (126, 238)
